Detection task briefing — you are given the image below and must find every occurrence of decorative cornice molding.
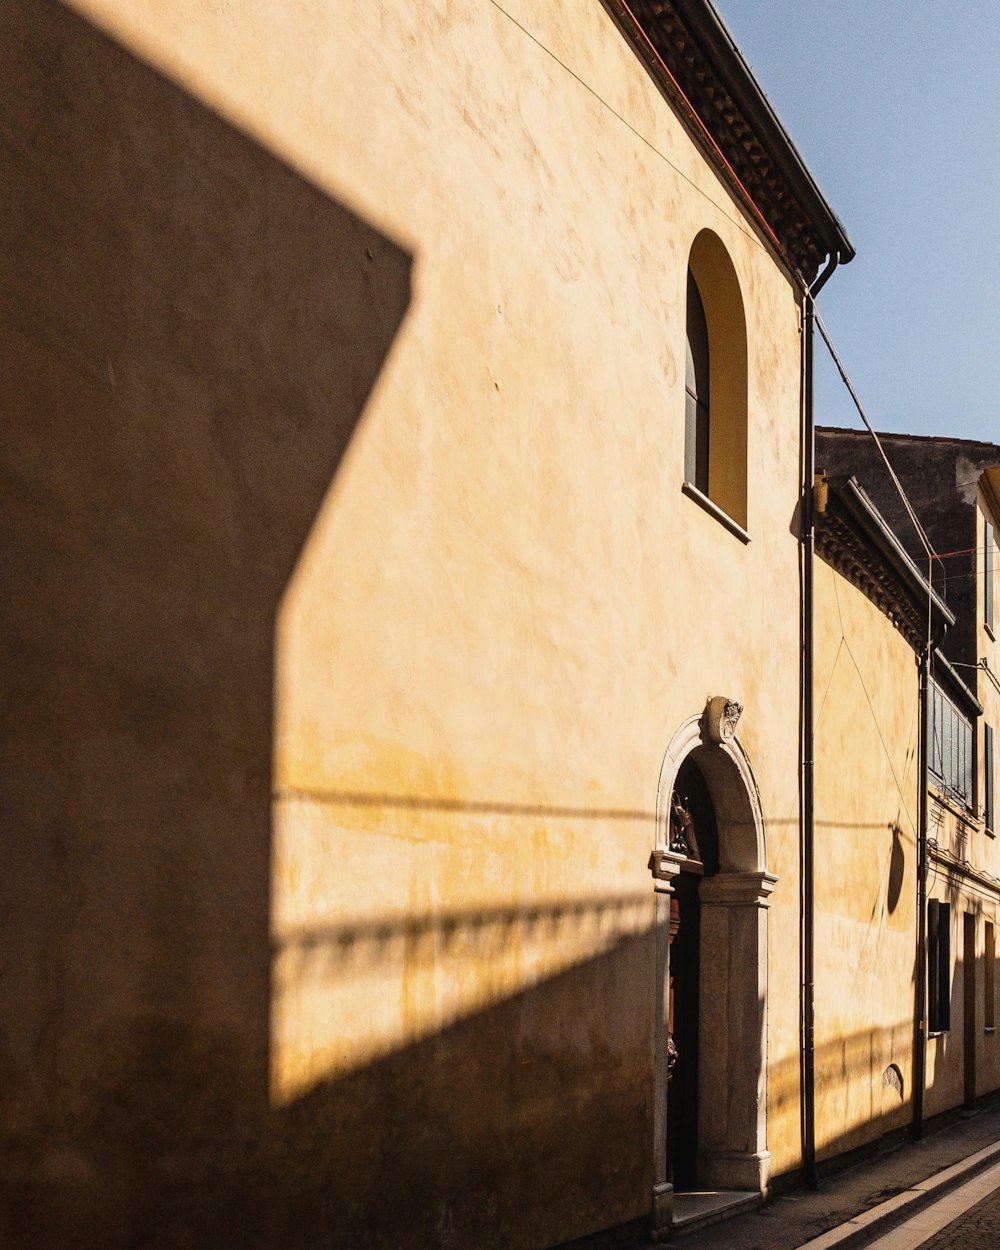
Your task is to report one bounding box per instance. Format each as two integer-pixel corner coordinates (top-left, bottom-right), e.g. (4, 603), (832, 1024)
(816, 511), (927, 651)
(816, 475), (953, 653)
(929, 843), (1000, 898)
(700, 870), (778, 908)
(604, 0), (853, 282)
(649, 847), (685, 890)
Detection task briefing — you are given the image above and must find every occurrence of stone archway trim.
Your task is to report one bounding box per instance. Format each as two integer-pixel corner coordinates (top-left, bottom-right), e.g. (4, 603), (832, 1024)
(650, 706), (777, 1237)
(654, 712), (766, 872)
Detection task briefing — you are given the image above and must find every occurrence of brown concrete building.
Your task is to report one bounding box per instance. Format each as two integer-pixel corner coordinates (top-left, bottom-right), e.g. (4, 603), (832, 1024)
(2, 2), (855, 1247)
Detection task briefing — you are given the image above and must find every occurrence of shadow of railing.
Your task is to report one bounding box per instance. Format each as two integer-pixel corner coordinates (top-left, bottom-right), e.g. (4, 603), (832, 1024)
(9, 5), (981, 1249)
(267, 904), (657, 1250)
(1, 1), (410, 1245)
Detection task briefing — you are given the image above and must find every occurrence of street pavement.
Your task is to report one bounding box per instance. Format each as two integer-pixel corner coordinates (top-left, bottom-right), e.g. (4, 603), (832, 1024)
(919, 1179), (1000, 1249)
(843, 1158), (1000, 1250)
(648, 1104), (1000, 1250)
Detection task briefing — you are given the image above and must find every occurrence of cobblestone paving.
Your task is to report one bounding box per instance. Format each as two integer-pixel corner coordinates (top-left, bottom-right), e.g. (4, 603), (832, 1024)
(645, 1107), (1000, 1250)
(919, 1182), (1000, 1249)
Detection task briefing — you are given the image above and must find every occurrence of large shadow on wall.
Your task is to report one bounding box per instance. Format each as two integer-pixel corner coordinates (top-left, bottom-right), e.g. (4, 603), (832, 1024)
(264, 902), (655, 1250)
(0, 1), (410, 1245)
(0, 8), (661, 1250)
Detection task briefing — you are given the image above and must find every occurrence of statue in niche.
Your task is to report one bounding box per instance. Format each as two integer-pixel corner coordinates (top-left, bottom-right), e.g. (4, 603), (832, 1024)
(669, 791), (702, 864)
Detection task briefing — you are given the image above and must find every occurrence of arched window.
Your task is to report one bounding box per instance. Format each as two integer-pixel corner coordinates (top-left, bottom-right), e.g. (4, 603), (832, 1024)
(685, 271), (710, 495)
(683, 231), (748, 531)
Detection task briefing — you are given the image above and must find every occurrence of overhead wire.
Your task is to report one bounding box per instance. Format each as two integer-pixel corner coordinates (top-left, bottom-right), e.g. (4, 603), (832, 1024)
(614, 0), (785, 256)
(812, 306), (944, 684)
(952, 660), (1000, 699)
(487, 0), (778, 260)
(813, 310), (935, 565)
(932, 545), (993, 560)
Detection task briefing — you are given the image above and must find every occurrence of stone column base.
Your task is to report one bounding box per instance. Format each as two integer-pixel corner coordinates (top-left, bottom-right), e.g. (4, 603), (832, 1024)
(650, 1180), (674, 1242)
(698, 1148), (771, 1195)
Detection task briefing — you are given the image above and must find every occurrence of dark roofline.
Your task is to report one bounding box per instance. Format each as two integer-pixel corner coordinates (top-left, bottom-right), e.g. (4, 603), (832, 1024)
(817, 474), (953, 652)
(826, 475), (952, 624)
(676, 0), (854, 264)
(605, 0), (854, 282)
(818, 424), (1000, 455)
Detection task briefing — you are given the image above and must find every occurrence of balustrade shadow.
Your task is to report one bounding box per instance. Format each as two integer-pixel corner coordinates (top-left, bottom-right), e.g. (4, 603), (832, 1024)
(0, 8), (664, 1250)
(248, 903), (653, 1250)
(0, 1), (412, 1245)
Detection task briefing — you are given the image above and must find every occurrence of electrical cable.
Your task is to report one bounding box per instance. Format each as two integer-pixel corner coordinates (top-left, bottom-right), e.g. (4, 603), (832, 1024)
(951, 660), (1000, 698)
(487, 0), (776, 264)
(932, 545), (992, 560)
(615, 0), (786, 258)
(814, 311), (935, 564)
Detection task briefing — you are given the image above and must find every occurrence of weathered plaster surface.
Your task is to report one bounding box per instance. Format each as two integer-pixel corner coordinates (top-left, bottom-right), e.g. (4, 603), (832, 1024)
(915, 488), (1000, 1119)
(813, 561), (919, 1157)
(3, 1), (807, 1245)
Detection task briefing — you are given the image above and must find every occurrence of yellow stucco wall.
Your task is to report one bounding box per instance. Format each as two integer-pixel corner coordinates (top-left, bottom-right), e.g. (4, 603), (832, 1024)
(2, 2), (810, 1246)
(924, 801), (994, 1118)
(971, 488), (1000, 1102)
(925, 490), (1000, 1117)
(813, 559), (919, 1158)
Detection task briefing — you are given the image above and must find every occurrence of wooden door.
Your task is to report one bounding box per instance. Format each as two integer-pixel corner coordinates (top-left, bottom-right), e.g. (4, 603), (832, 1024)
(667, 871), (700, 1190)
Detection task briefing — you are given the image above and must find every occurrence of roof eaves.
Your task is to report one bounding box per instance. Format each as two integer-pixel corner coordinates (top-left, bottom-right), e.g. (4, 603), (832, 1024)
(605, 0), (854, 282)
(819, 474), (954, 646)
(932, 651), (984, 719)
(818, 425), (1000, 455)
(675, 0), (854, 266)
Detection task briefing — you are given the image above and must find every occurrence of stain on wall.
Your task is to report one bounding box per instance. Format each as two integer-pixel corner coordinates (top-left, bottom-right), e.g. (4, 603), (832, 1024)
(813, 560), (919, 1156)
(2, 1), (814, 1245)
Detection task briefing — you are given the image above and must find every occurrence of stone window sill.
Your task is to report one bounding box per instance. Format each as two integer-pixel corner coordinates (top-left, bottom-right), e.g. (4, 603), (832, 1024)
(682, 481), (751, 545)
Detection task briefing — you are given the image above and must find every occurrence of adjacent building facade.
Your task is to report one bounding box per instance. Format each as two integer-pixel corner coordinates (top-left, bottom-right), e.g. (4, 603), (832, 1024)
(817, 430), (1000, 1141)
(812, 474), (948, 1161)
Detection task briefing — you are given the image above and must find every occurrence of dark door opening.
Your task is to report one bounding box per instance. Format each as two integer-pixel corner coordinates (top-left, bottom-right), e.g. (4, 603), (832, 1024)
(666, 756), (719, 1191)
(668, 870), (699, 1190)
(964, 911), (977, 1109)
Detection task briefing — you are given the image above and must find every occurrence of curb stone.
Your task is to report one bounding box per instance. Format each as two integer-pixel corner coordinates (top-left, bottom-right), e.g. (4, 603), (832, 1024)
(793, 1139), (1000, 1250)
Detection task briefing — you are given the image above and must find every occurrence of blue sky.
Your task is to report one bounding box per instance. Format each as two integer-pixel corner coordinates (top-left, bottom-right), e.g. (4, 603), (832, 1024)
(712, 0), (1000, 445)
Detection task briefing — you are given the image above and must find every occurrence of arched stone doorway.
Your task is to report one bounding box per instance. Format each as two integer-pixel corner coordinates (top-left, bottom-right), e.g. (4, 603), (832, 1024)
(650, 703), (777, 1237)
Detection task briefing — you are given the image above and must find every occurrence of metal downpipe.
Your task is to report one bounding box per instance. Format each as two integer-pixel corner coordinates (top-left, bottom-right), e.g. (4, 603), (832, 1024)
(913, 621), (945, 1140)
(801, 252), (838, 1189)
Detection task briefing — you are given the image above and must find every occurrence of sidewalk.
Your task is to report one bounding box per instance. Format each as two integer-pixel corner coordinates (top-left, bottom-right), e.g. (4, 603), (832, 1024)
(657, 1104), (1000, 1250)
